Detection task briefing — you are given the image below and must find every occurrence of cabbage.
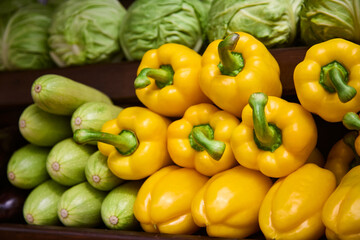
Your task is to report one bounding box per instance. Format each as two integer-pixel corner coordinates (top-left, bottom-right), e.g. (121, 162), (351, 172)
(0, 3), (54, 71)
(206, 0), (303, 48)
(119, 0), (207, 61)
(48, 0), (126, 67)
(300, 0), (360, 45)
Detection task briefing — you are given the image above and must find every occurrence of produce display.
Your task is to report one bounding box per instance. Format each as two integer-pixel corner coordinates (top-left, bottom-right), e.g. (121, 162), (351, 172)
(1, 1), (360, 240)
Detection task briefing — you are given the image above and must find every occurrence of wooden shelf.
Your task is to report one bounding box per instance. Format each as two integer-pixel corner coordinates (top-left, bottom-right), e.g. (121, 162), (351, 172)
(0, 223), (223, 240)
(0, 46), (307, 110)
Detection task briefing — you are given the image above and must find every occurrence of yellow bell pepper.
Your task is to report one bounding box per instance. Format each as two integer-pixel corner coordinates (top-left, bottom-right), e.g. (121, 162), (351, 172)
(133, 165), (209, 235)
(230, 92), (317, 178)
(191, 165), (272, 238)
(324, 131), (360, 185)
(134, 43), (210, 117)
(199, 32), (282, 117)
(259, 163), (336, 240)
(73, 106), (172, 180)
(294, 38), (360, 123)
(322, 165), (360, 240)
(167, 103), (240, 176)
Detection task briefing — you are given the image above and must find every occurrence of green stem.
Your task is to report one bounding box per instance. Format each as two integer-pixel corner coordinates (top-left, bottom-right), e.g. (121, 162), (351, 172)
(73, 129), (138, 156)
(319, 61), (356, 103)
(217, 33), (244, 76)
(343, 112), (360, 131)
(134, 65), (174, 89)
(189, 124), (225, 161)
(249, 92), (282, 152)
(342, 131), (360, 168)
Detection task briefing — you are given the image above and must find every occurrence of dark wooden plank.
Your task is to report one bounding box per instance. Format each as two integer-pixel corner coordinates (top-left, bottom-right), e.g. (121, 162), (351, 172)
(0, 47), (307, 110)
(0, 223), (242, 240)
(0, 61), (141, 109)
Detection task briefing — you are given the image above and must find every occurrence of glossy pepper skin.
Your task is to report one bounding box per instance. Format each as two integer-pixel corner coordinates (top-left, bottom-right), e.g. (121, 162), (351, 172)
(259, 163), (336, 240)
(322, 165), (360, 240)
(294, 38), (360, 123)
(133, 165), (209, 235)
(134, 43), (210, 117)
(230, 92), (317, 178)
(199, 32), (282, 117)
(73, 106), (172, 180)
(191, 165), (272, 238)
(324, 131), (360, 185)
(167, 103), (240, 176)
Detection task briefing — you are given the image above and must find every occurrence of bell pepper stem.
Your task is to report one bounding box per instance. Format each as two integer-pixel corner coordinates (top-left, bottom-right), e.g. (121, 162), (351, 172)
(343, 131), (360, 168)
(320, 61), (356, 103)
(190, 125), (225, 161)
(134, 65), (174, 89)
(218, 33), (244, 76)
(343, 112), (360, 131)
(249, 92), (282, 152)
(330, 68), (356, 103)
(73, 129), (138, 156)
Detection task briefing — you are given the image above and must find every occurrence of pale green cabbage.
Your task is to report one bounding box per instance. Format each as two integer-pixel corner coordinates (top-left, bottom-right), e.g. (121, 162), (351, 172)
(48, 0), (126, 67)
(119, 0), (207, 61)
(0, 3), (54, 71)
(206, 0), (303, 48)
(300, 0), (360, 45)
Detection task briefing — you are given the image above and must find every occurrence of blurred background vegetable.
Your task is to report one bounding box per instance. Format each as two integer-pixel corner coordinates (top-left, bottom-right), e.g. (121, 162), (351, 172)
(0, 2), (54, 71)
(206, 0), (304, 48)
(48, 0), (127, 67)
(300, 0), (360, 45)
(119, 0), (207, 60)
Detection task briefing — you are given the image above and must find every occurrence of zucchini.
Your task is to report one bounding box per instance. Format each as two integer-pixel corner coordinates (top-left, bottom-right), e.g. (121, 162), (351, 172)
(19, 104), (72, 147)
(31, 74), (113, 116)
(71, 102), (122, 132)
(46, 138), (97, 186)
(85, 151), (123, 191)
(7, 144), (50, 189)
(57, 182), (107, 227)
(101, 181), (142, 230)
(23, 180), (67, 225)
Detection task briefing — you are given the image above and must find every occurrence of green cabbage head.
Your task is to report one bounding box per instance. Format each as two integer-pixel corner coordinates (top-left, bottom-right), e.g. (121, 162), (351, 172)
(300, 0), (360, 45)
(119, 0), (207, 61)
(0, 3), (54, 71)
(48, 0), (126, 67)
(206, 0), (303, 48)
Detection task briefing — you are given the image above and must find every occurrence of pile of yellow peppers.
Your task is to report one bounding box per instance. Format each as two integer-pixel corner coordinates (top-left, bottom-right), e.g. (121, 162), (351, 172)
(73, 32), (360, 240)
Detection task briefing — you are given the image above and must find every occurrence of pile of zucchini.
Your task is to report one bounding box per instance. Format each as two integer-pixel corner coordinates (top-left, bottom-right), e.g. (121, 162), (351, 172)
(6, 74), (141, 229)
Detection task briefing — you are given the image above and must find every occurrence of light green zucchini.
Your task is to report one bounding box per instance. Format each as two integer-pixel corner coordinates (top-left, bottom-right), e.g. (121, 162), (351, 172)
(23, 180), (68, 225)
(7, 144), (50, 189)
(57, 182), (107, 227)
(46, 138), (97, 186)
(31, 74), (113, 116)
(71, 102), (122, 132)
(19, 104), (72, 147)
(101, 181), (142, 230)
(85, 151), (123, 191)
